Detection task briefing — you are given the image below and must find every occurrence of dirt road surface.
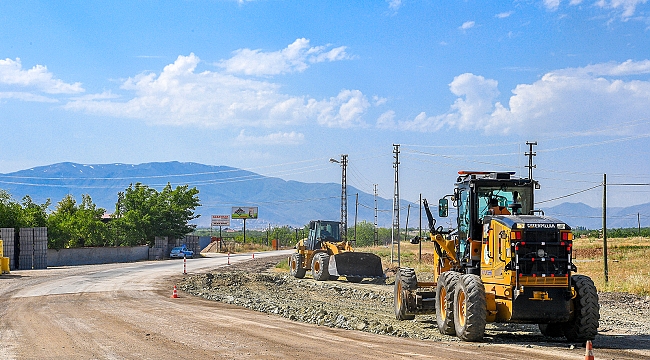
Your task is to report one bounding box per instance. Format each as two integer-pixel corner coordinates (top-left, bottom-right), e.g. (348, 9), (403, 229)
(0, 251), (647, 359)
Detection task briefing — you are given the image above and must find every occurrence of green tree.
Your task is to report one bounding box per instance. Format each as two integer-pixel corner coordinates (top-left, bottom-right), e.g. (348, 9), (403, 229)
(47, 194), (108, 249)
(352, 221), (376, 247)
(113, 183), (200, 246)
(20, 195), (50, 228)
(0, 190), (25, 229)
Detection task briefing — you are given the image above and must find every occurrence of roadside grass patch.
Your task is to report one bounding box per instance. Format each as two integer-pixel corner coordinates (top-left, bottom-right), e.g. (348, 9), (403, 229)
(275, 258), (289, 271)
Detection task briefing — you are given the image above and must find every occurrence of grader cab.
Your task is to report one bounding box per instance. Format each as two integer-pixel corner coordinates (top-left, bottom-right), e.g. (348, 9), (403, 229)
(394, 171), (599, 341)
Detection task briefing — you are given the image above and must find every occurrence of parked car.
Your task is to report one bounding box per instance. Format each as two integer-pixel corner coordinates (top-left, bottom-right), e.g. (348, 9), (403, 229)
(170, 246), (194, 258)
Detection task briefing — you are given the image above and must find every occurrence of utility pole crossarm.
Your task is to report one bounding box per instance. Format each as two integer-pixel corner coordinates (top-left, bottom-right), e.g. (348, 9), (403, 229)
(525, 141), (537, 180)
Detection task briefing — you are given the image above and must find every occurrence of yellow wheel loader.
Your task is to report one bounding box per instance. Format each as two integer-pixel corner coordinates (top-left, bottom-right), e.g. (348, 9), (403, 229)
(394, 171), (599, 342)
(289, 220), (385, 283)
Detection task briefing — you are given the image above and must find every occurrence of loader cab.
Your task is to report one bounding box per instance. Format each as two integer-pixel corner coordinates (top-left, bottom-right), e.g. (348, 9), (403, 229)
(307, 220), (341, 250)
(453, 171), (536, 263)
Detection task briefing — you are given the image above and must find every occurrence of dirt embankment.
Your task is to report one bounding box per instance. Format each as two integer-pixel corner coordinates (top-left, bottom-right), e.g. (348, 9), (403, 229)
(179, 255), (650, 350)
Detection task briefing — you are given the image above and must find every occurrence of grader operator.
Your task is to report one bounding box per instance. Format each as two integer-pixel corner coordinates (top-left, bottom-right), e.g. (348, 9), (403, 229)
(394, 171), (599, 341)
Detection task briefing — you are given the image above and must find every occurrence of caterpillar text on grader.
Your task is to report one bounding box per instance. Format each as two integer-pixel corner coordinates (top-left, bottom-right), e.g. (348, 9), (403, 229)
(289, 220), (385, 283)
(394, 171), (599, 342)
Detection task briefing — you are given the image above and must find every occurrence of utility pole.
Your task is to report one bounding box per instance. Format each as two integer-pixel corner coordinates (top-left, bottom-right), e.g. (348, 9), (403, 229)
(639, 212), (641, 235)
(419, 193), (422, 263)
(354, 193), (359, 245)
(404, 204), (411, 247)
(525, 141), (537, 179)
(374, 184), (378, 246)
(391, 144), (400, 265)
(603, 173), (608, 283)
(330, 155), (348, 242)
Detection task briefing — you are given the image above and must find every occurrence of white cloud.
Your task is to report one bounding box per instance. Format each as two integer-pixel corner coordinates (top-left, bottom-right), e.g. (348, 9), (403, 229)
(544, 0), (561, 10)
(65, 52), (371, 129)
(460, 21), (475, 30)
(316, 89), (371, 128)
(0, 57), (84, 94)
(496, 11), (514, 18)
(545, 0), (645, 18)
(373, 95), (388, 106)
(218, 38), (350, 76)
(392, 60), (650, 136)
(376, 110), (396, 129)
(387, 0), (402, 11)
(596, 0), (648, 19)
(0, 91), (58, 103)
(235, 130), (305, 145)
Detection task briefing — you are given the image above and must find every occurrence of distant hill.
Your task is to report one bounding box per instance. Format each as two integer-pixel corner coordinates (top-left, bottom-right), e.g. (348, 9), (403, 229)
(0, 162), (647, 230)
(541, 202), (650, 230)
(0, 162), (400, 228)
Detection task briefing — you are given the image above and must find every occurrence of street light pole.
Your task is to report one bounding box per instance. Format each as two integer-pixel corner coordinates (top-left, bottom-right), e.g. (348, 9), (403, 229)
(330, 155), (348, 242)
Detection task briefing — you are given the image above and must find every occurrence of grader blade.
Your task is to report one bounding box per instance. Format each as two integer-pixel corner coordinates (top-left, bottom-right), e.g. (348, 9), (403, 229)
(328, 252), (385, 279)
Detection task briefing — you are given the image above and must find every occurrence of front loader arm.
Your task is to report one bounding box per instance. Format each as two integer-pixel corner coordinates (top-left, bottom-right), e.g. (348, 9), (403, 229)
(423, 199), (459, 265)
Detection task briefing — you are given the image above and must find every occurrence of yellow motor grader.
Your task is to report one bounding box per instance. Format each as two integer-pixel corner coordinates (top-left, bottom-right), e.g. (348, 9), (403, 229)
(289, 220), (384, 283)
(394, 171), (599, 342)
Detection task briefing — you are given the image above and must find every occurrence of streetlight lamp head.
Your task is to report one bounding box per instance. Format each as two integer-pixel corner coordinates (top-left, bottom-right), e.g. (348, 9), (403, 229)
(329, 158), (340, 163)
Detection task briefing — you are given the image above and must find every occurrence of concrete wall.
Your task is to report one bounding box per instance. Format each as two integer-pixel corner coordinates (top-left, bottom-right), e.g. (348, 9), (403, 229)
(47, 246), (150, 267)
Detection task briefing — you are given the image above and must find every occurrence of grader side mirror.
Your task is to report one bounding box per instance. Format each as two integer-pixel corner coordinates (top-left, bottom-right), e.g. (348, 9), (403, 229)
(438, 198), (449, 218)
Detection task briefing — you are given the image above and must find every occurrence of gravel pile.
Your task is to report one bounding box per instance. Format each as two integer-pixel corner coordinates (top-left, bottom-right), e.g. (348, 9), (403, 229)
(179, 255), (650, 345)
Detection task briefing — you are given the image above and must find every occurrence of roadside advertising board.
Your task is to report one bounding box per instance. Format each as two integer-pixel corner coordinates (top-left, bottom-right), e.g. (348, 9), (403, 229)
(231, 206), (258, 219)
(211, 215), (230, 227)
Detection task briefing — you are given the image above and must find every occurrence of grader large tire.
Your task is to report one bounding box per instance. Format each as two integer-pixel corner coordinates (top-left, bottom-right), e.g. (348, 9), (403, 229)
(539, 323), (565, 338)
(394, 267), (417, 320)
(311, 253), (330, 281)
(454, 274), (487, 342)
(436, 271), (460, 335)
(563, 274), (600, 341)
(289, 253), (306, 279)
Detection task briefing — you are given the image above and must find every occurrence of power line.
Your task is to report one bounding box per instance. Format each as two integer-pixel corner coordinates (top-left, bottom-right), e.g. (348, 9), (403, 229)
(536, 184), (602, 204)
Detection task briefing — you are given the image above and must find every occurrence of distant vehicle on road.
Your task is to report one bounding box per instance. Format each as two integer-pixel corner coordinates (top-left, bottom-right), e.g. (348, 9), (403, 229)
(170, 246), (194, 258)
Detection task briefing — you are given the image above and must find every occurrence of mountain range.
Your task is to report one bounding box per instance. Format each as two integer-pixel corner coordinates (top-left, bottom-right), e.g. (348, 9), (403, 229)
(0, 161), (647, 230)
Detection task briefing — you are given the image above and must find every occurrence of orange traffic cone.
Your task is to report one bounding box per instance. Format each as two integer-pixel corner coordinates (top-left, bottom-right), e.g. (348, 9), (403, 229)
(171, 285), (179, 298)
(585, 340), (594, 360)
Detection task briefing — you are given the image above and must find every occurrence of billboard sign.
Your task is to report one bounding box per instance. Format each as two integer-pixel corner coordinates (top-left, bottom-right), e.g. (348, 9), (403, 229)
(232, 206), (258, 219)
(211, 215), (230, 227)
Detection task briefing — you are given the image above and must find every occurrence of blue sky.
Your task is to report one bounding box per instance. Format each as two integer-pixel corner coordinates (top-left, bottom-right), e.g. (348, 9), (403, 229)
(1, 0), (649, 211)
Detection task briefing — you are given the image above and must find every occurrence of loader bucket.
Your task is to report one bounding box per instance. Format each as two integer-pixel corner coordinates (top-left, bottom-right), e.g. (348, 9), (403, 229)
(328, 252), (385, 279)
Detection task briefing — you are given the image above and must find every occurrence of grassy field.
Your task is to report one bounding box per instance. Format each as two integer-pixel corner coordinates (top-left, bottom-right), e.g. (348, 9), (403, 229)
(572, 236), (650, 295)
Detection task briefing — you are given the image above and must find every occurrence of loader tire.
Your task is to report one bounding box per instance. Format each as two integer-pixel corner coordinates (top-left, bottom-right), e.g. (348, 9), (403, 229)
(394, 267), (417, 320)
(454, 274), (487, 342)
(563, 274), (599, 341)
(539, 323), (565, 338)
(289, 253), (306, 279)
(436, 271), (460, 335)
(311, 253), (330, 281)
